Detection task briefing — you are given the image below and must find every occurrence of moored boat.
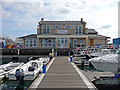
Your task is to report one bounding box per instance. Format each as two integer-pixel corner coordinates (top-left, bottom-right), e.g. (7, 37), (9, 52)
(0, 62), (24, 80)
(89, 49), (120, 73)
(8, 60), (43, 81)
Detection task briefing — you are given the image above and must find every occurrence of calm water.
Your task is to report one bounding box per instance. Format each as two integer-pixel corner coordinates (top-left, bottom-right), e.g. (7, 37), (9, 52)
(93, 78), (120, 90)
(0, 78), (32, 90)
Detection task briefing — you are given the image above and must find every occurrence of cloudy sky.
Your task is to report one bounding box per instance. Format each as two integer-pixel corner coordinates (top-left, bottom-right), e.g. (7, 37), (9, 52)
(0, 0), (119, 42)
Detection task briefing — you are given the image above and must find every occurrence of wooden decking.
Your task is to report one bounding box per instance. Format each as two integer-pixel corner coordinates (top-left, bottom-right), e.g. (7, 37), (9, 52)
(36, 57), (96, 89)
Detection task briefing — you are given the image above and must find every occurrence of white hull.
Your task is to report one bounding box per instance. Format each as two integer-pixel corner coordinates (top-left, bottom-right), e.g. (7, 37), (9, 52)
(8, 60), (43, 81)
(0, 62), (24, 80)
(91, 62), (119, 73)
(9, 73), (38, 81)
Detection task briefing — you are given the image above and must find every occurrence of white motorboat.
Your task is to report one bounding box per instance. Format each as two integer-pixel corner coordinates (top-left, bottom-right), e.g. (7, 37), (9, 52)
(0, 62), (24, 80)
(90, 49), (111, 58)
(8, 60), (43, 81)
(89, 49), (120, 73)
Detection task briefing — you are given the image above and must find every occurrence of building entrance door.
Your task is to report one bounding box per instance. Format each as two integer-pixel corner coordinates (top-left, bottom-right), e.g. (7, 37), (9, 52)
(57, 38), (68, 48)
(90, 39), (94, 46)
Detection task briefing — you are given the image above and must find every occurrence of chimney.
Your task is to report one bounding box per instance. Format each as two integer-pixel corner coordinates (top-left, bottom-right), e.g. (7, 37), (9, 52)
(40, 18), (44, 24)
(41, 18), (44, 21)
(81, 18), (83, 21)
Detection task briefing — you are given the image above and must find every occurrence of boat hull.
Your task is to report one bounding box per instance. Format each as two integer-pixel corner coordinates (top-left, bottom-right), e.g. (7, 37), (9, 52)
(91, 62), (119, 73)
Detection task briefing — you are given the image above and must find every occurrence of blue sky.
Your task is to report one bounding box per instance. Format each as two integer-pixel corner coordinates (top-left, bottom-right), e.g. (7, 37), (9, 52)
(0, 0), (119, 42)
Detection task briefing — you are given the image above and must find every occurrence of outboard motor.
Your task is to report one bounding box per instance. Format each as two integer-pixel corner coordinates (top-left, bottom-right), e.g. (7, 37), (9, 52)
(15, 68), (24, 81)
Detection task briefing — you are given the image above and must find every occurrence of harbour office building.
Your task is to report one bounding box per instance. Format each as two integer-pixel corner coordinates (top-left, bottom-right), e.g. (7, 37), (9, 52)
(36, 18), (109, 48)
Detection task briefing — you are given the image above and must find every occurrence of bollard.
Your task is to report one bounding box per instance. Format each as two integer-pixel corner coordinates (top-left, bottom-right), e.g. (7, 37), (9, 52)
(42, 61), (46, 73)
(70, 56), (72, 62)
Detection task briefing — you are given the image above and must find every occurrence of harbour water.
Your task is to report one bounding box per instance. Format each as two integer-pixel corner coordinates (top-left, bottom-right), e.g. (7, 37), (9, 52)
(93, 78), (120, 90)
(0, 78), (32, 90)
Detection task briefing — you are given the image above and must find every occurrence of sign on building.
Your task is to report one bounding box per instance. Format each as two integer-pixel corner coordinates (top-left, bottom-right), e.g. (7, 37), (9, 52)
(57, 30), (68, 35)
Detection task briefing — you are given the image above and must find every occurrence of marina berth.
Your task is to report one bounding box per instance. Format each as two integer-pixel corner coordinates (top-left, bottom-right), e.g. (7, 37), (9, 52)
(8, 60), (43, 81)
(0, 62), (24, 80)
(89, 48), (120, 73)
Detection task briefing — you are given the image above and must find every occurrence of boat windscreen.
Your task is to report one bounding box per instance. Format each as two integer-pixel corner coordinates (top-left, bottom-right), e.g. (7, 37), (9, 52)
(115, 49), (120, 55)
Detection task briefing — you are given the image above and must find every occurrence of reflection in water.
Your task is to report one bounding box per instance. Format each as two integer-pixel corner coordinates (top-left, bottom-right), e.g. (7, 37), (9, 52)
(1, 78), (32, 90)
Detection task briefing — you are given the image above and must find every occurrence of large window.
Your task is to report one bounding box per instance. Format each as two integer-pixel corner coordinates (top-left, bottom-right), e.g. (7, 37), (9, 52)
(41, 39), (55, 47)
(25, 39), (37, 47)
(75, 26), (82, 34)
(57, 38), (68, 48)
(43, 26), (50, 34)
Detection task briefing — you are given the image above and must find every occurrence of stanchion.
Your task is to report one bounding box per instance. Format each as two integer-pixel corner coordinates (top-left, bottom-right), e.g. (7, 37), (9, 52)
(43, 61), (46, 73)
(70, 56), (72, 62)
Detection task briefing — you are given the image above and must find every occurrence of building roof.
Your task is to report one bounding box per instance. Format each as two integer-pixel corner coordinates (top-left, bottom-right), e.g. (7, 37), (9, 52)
(88, 34), (110, 39)
(40, 21), (84, 25)
(88, 29), (98, 34)
(19, 34), (37, 38)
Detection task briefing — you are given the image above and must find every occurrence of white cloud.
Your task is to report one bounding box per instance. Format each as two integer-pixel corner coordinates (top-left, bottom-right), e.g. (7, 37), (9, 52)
(2, 8), (12, 18)
(1, 0), (119, 42)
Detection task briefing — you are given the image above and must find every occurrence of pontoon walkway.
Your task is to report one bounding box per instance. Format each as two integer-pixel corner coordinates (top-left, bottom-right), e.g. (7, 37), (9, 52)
(30, 57), (97, 89)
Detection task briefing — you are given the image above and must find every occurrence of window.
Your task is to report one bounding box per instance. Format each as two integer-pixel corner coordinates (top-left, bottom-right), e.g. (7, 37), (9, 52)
(30, 39), (32, 44)
(52, 39), (55, 47)
(79, 40), (82, 43)
(53, 26), (55, 30)
(73, 39), (77, 47)
(43, 26), (50, 34)
(57, 38), (60, 47)
(69, 26), (72, 30)
(43, 26), (46, 34)
(56, 26), (60, 29)
(34, 40), (36, 44)
(41, 39), (55, 47)
(65, 38), (68, 47)
(26, 40), (29, 44)
(25, 39), (37, 47)
(70, 39), (72, 48)
(75, 26), (82, 34)
(64, 26), (68, 29)
(64, 26), (72, 30)
(47, 26), (49, 33)
(61, 38), (64, 43)
(34, 40), (36, 46)
(30, 44), (32, 47)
